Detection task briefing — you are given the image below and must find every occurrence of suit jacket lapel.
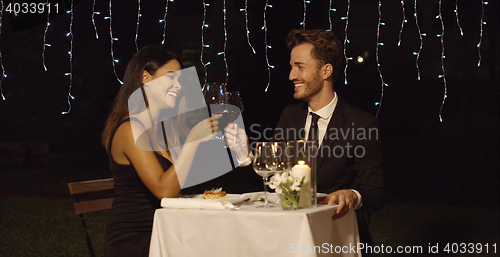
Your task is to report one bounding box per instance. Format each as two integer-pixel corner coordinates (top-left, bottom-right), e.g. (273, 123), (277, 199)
(291, 102), (308, 141)
(316, 98), (347, 171)
(298, 104), (308, 140)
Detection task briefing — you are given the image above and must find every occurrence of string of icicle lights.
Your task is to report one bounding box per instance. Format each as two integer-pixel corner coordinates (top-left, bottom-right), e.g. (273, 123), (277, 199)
(0, 0), (489, 118)
(328, 0), (336, 32)
(413, 0), (425, 81)
(240, 0), (256, 54)
(42, 0), (50, 71)
(397, 0), (406, 47)
(342, 0), (351, 85)
(200, 0), (209, 87)
(477, 1), (488, 67)
(436, 0), (447, 122)
(105, 0), (123, 85)
(62, 0), (74, 114)
(454, 0), (463, 37)
(199, 0), (230, 87)
(221, 0), (229, 85)
(160, 0), (173, 45)
(300, 0), (310, 29)
(454, 0), (489, 67)
(135, 0), (141, 52)
(375, 0), (387, 117)
(263, 0), (273, 92)
(92, 0), (99, 39)
(0, 0), (6, 100)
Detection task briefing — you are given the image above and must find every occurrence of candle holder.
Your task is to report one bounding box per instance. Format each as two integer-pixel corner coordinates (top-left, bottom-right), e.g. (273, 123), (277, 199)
(285, 140), (318, 208)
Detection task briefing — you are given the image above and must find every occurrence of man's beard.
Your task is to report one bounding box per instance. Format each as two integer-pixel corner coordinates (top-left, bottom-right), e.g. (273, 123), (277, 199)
(294, 72), (322, 102)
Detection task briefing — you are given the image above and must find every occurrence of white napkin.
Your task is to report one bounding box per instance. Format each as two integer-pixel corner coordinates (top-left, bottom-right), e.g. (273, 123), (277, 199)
(161, 198), (235, 210)
(243, 192), (263, 202)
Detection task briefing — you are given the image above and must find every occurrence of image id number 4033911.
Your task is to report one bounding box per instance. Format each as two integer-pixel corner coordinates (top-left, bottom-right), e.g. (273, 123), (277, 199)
(4, 2), (59, 14)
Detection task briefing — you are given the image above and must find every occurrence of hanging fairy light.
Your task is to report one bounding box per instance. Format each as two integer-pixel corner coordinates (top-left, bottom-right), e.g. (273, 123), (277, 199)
(397, 0), (407, 46)
(375, 0), (387, 117)
(263, 0), (274, 92)
(92, 0), (100, 39)
(328, 0), (336, 32)
(135, 0), (141, 52)
(0, 0), (6, 101)
(105, 0), (123, 84)
(300, 0), (310, 29)
(413, 0), (425, 81)
(0, 49), (5, 100)
(42, 0), (51, 71)
(342, 0), (351, 85)
(454, 0), (463, 36)
(160, 0), (173, 45)
(219, 0), (229, 85)
(437, 0), (447, 122)
(477, 1), (487, 67)
(240, 0), (256, 54)
(62, 0), (75, 114)
(200, 0), (210, 87)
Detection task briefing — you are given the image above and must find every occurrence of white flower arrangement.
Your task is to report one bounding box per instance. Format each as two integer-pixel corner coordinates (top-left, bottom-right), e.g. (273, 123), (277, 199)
(268, 171), (305, 209)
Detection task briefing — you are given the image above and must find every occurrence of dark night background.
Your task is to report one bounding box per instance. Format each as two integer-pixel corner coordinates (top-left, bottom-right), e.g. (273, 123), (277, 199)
(0, 0), (498, 215)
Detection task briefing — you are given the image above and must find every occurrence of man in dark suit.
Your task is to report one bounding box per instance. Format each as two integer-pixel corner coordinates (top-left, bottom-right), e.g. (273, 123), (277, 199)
(274, 29), (384, 252)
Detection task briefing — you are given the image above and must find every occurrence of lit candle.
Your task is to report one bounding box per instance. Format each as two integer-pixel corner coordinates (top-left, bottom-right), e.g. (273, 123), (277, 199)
(291, 160), (311, 207)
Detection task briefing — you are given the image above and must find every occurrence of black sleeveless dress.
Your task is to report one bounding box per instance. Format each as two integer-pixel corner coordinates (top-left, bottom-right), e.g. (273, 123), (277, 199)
(104, 118), (172, 257)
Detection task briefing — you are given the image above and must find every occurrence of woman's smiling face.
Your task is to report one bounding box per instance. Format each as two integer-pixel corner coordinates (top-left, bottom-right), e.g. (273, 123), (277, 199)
(143, 59), (182, 110)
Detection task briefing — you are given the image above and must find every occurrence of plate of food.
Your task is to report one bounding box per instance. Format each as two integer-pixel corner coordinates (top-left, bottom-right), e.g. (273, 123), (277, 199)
(187, 188), (251, 205)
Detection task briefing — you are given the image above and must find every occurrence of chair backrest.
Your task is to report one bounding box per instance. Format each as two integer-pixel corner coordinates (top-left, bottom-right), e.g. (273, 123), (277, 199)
(68, 178), (114, 257)
(68, 178), (114, 214)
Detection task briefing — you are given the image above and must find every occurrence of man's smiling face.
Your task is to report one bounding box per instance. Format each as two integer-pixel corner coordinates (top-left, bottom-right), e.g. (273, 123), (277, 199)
(289, 43), (323, 102)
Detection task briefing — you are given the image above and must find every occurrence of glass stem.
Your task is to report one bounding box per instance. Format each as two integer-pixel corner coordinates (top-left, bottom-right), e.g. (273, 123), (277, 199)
(263, 177), (269, 206)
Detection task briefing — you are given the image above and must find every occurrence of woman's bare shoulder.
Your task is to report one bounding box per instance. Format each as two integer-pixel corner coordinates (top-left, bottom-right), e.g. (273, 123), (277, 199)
(111, 120), (150, 164)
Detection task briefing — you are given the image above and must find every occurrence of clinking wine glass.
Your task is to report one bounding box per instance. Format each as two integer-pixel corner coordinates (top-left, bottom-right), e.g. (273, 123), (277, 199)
(203, 83), (227, 140)
(252, 142), (276, 208)
(225, 91), (244, 148)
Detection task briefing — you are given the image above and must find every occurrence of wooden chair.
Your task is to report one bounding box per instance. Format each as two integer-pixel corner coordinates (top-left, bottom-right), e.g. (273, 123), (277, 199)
(68, 178), (114, 257)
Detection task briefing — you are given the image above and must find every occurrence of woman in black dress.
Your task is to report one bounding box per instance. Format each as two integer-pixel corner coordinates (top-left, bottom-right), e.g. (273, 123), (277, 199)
(101, 46), (248, 257)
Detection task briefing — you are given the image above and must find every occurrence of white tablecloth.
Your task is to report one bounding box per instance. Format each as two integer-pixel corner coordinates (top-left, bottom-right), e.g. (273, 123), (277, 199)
(149, 202), (361, 257)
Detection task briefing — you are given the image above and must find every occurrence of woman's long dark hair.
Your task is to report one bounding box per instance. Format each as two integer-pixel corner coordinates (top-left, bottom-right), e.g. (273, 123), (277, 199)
(102, 46), (183, 152)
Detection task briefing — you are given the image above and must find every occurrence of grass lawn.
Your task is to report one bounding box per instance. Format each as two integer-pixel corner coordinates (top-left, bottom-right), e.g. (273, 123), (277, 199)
(370, 202), (499, 256)
(0, 197), (108, 257)
(0, 196), (498, 257)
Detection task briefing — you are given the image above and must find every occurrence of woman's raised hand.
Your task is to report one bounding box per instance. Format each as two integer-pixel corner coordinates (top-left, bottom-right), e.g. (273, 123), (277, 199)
(186, 114), (222, 144)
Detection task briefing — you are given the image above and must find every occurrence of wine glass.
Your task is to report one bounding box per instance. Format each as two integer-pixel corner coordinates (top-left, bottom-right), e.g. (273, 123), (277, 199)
(268, 141), (292, 174)
(225, 91), (244, 148)
(203, 82), (227, 105)
(252, 142), (275, 208)
(267, 141), (292, 205)
(202, 83), (227, 139)
(226, 91), (243, 112)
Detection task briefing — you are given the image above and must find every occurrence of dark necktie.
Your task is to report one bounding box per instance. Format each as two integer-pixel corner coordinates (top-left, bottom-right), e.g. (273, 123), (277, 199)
(307, 112), (320, 146)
